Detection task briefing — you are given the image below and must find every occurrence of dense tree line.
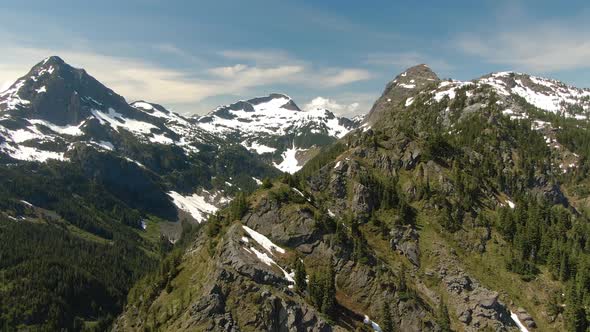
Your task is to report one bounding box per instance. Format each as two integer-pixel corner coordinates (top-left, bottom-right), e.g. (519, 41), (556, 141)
(0, 158), (175, 330)
(0, 218), (157, 331)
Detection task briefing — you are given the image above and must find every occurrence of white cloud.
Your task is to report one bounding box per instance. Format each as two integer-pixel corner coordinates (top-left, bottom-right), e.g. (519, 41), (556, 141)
(1, 79), (18, 93)
(455, 18), (590, 72)
(0, 45), (220, 104)
(219, 50), (296, 65)
(317, 69), (372, 87)
(218, 49), (372, 87)
(0, 38), (373, 115)
(304, 97), (360, 115)
(208, 64), (305, 85)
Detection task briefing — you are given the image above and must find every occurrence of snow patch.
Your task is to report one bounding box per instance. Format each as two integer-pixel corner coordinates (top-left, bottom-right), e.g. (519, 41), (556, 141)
(20, 200), (33, 207)
(242, 225), (286, 254)
(241, 225), (294, 287)
(241, 140), (277, 154)
(167, 191), (219, 223)
(28, 119), (84, 136)
(363, 315), (382, 332)
(273, 142), (302, 174)
(398, 83), (415, 89)
(91, 108), (157, 135)
(510, 311), (530, 332)
(506, 199), (516, 209)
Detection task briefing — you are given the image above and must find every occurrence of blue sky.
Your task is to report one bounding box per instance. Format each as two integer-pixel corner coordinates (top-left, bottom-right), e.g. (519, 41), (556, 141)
(1, 0), (590, 116)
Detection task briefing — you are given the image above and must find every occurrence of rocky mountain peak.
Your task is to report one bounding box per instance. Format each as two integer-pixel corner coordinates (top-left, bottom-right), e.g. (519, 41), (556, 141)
(28, 56), (87, 84)
(0, 56), (130, 126)
(41, 55), (66, 66)
(365, 64), (441, 126)
(398, 63), (439, 81)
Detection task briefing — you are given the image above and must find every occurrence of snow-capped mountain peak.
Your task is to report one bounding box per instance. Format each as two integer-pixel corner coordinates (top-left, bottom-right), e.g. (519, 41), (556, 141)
(0, 57), (208, 162)
(194, 93), (361, 173)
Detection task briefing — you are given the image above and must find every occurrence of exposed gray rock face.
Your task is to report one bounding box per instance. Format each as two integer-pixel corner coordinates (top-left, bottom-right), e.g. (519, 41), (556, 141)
(351, 182), (373, 217)
(401, 142), (422, 170)
(515, 307), (537, 329)
(434, 254), (516, 331)
(390, 226), (420, 266)
(329, 160), (349, 198)
(187, 283), (240, 332)
(186, 224), (333, 332)
(365, 64), (440, 126)
(531, 176), (568, 206)
(244, 197), (322, 248)
(267, 295), (333, 332)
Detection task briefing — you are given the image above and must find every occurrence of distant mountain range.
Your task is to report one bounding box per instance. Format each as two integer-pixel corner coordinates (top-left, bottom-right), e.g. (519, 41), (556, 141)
(194, 93), (361, 173)
(3, 56), (590, 331)
(0, 56), (361, 174)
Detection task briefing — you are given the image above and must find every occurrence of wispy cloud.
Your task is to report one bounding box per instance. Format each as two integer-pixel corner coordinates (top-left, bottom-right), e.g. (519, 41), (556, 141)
(218, 50), (297, 66)
(218, 49), (372, 87)
(317, 69), (372, 87)
(208, 64), (304, 83)
(0, 45), (221, 104)
(153, 43), (207, 65)
(0, 42), (373, 114)
(454, 15), (590, 72)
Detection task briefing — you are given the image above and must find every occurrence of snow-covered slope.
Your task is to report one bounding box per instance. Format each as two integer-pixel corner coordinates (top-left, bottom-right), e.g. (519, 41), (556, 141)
(194, 93), (360, 173)
(0, 58), (360, 175)
(365, 64), (590, 177)
(0, 56), (281, 225)
(0, 56), (215, 163)
(434, 71), (590, 118)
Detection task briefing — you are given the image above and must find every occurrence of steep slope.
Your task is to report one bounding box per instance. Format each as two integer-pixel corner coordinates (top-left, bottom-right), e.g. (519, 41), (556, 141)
(119, 65), (590, 332)
(0, 56), (281, 221)
(0, 57), (281, 331)
(0, 56), (208, 163)
(194, 93), (361, 173)
(365, 64), (440, 126)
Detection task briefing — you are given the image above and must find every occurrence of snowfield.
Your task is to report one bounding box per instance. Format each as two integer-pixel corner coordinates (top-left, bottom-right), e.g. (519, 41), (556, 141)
(167, 191), (220, 223)
(194, 94), (356, 173)
(241, 225), (294, 287)
(242, 225), (285, 254)
(273, 143), (303, 174)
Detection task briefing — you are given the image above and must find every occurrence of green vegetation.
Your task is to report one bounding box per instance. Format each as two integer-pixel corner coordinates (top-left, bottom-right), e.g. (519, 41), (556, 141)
(308, 261), (337, 317)
(293, 258), (307, 293)
(0, 157), (175, 330)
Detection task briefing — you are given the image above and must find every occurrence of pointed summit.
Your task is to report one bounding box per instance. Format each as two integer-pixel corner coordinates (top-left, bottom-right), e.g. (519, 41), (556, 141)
(398, 64), (439, 81)
(365, 64), (440, 126)
(0, 56), (130, 125)
(40, 55), (66, 66)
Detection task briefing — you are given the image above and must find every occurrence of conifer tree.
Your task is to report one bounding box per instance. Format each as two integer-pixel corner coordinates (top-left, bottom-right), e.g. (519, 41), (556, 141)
(294, 258), (307, 293)
(437, 300), (452, 332)
(381, 301), (394, 332)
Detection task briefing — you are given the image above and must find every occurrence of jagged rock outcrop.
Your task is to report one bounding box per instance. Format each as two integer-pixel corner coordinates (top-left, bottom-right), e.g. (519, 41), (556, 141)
(391, 226), (420, 266)
(431, 247), (517, 331)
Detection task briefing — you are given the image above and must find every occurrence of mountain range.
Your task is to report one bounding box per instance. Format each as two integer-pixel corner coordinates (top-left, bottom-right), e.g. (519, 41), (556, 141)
(2, 57), (590, 331)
